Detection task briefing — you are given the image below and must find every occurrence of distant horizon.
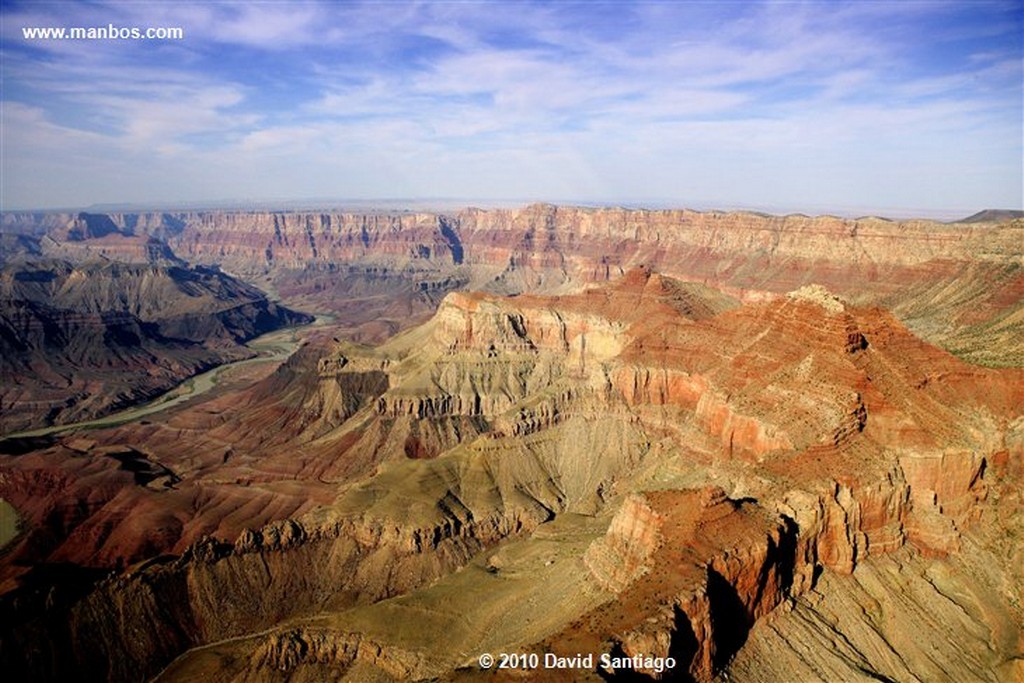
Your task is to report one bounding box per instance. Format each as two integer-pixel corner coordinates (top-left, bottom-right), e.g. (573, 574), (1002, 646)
(0, 196), (1011, 223)
(2, 1), (1021, 215)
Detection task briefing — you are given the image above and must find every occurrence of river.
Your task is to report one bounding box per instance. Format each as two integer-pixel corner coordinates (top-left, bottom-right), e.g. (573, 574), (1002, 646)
(2, 315), (333, 440)
(0, 498), (18, 550)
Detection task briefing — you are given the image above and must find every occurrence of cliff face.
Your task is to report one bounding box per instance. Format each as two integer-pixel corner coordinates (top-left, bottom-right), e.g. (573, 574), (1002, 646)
(10, 210), (465, 275)
(455, 204), (1009, 280)
(0, 512), (507, 682)
(202, 205), (1024, 366)
(1, 266), (1019, 682)
(555, 452), (1018, 683)
(1, 202), (1021, 681)
(5, 206), (1020, 364)
(7, 205), (1018, 284)
(725, 438), (1024, 683)
(0, 259), (311, 433)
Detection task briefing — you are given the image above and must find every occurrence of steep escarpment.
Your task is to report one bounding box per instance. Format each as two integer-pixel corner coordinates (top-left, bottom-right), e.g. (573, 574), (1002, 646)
(2, 267), (1018, 682)
(454, 205), (1024, 366)
(5, 206), (1019, 364)
(0, 509), (523, 682)
(531, 450), (1015, 683)
(0, 259), (311, 433)
(725, 446), (1024, 683)
(1, 198), (1020, 682)
(3, 209), (469, 282)
(7, 206), (1019, 289)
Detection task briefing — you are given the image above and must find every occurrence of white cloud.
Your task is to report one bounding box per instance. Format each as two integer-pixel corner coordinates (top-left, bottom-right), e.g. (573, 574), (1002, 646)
(1, 1), (1020, 212)
(205, 3), (323, 48)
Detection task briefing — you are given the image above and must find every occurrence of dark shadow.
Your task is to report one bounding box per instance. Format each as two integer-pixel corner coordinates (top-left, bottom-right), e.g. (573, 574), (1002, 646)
(707, 567), (750, 672)
(160, 213), (187, 235)
(597, 608), (697, 683)
(772, 514), (799, 597)
(812, 563), (824, 589)
(0, 435), (58, 455)
(857, 667), (898, 682)
(738, 513), (800, 669)
(666, 605), (699, 682)
(438, 217), (464, 264)
(596, 642), (654, 682)
(73, 212), (120, 240)
(0, 563), (111, 681)
(12, 269), (57, 283)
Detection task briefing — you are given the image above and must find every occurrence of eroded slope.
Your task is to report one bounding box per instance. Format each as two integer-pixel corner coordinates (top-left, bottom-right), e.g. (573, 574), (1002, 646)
(2, 268), (1019, 682)
(0, 258), (311, 433)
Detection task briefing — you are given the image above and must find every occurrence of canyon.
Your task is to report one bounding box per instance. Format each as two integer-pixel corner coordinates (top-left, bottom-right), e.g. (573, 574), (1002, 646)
(0, 205), (1021, 681)
(0, 214), (313, 434)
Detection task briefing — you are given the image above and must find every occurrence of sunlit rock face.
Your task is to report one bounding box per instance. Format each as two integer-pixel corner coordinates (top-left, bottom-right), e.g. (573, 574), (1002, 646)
(6, 205), (1021, 361)
(0, 206), (1020, 682)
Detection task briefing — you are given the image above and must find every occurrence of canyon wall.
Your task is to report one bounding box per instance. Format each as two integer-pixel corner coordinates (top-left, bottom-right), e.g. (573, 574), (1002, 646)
(0, 260), (311, 433)
(7, 205), (1019, 368)
(1, 205), (1021, 680)
(1, 267), (1019, 681)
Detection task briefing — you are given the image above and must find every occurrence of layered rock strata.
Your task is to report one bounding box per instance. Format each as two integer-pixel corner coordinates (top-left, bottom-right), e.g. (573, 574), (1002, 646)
(0, 259), (311, 433)
(1, 267), (1019, 682)
(4, 206), (1021, 365)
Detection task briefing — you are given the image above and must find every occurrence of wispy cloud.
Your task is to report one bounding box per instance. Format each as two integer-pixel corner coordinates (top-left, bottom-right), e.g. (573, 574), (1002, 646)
(1, 0), (1020, 213)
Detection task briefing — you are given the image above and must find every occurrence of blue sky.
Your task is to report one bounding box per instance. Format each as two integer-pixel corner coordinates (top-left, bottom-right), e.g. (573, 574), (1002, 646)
(1, 0), (1021, 216)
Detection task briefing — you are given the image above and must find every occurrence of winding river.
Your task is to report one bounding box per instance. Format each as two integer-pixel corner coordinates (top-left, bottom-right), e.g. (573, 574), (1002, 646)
(0, 498), (19, 550)
(2, 315), (333, 440)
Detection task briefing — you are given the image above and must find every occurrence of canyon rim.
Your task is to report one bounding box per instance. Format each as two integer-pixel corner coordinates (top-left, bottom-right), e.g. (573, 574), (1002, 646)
(0, 205), (1021, 681)
(2, 1), (1022, 680)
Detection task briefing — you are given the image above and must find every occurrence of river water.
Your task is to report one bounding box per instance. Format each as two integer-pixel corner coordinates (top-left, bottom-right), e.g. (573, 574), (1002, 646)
(0, 498), (18, 550)
(2, 315), (332, 440)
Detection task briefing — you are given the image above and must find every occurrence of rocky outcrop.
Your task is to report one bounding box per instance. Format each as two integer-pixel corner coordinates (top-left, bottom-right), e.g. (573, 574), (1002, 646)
(251, 629), (431, 680)
(0, 495), (552, 682)
(584, 494), (661, 593)
(0, 259), (311, 433)
(5, 206), (1020, 365)
(551, 446), (1008, 682)
(725, 534), (1023, 682)
(0, 264), (1020, 683)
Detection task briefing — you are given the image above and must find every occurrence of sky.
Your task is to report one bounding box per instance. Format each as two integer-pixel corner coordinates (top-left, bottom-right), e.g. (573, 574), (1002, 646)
(0, 0), (1021, 217)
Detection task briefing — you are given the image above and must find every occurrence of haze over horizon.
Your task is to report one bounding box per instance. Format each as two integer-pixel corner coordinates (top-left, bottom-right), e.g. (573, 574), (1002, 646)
(2, 0), (1021, 216)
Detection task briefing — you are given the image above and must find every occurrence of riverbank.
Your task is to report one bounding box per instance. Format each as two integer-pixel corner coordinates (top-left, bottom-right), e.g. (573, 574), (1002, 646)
(1, 315), (334, 441)
(0, 499), (19, 551)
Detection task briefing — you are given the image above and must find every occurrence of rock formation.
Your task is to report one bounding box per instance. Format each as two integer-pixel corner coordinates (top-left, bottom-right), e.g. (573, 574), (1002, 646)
(4, 205), (1021, 364)
(0, 205), (1021, 681)
(0, 258), (311, 433)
